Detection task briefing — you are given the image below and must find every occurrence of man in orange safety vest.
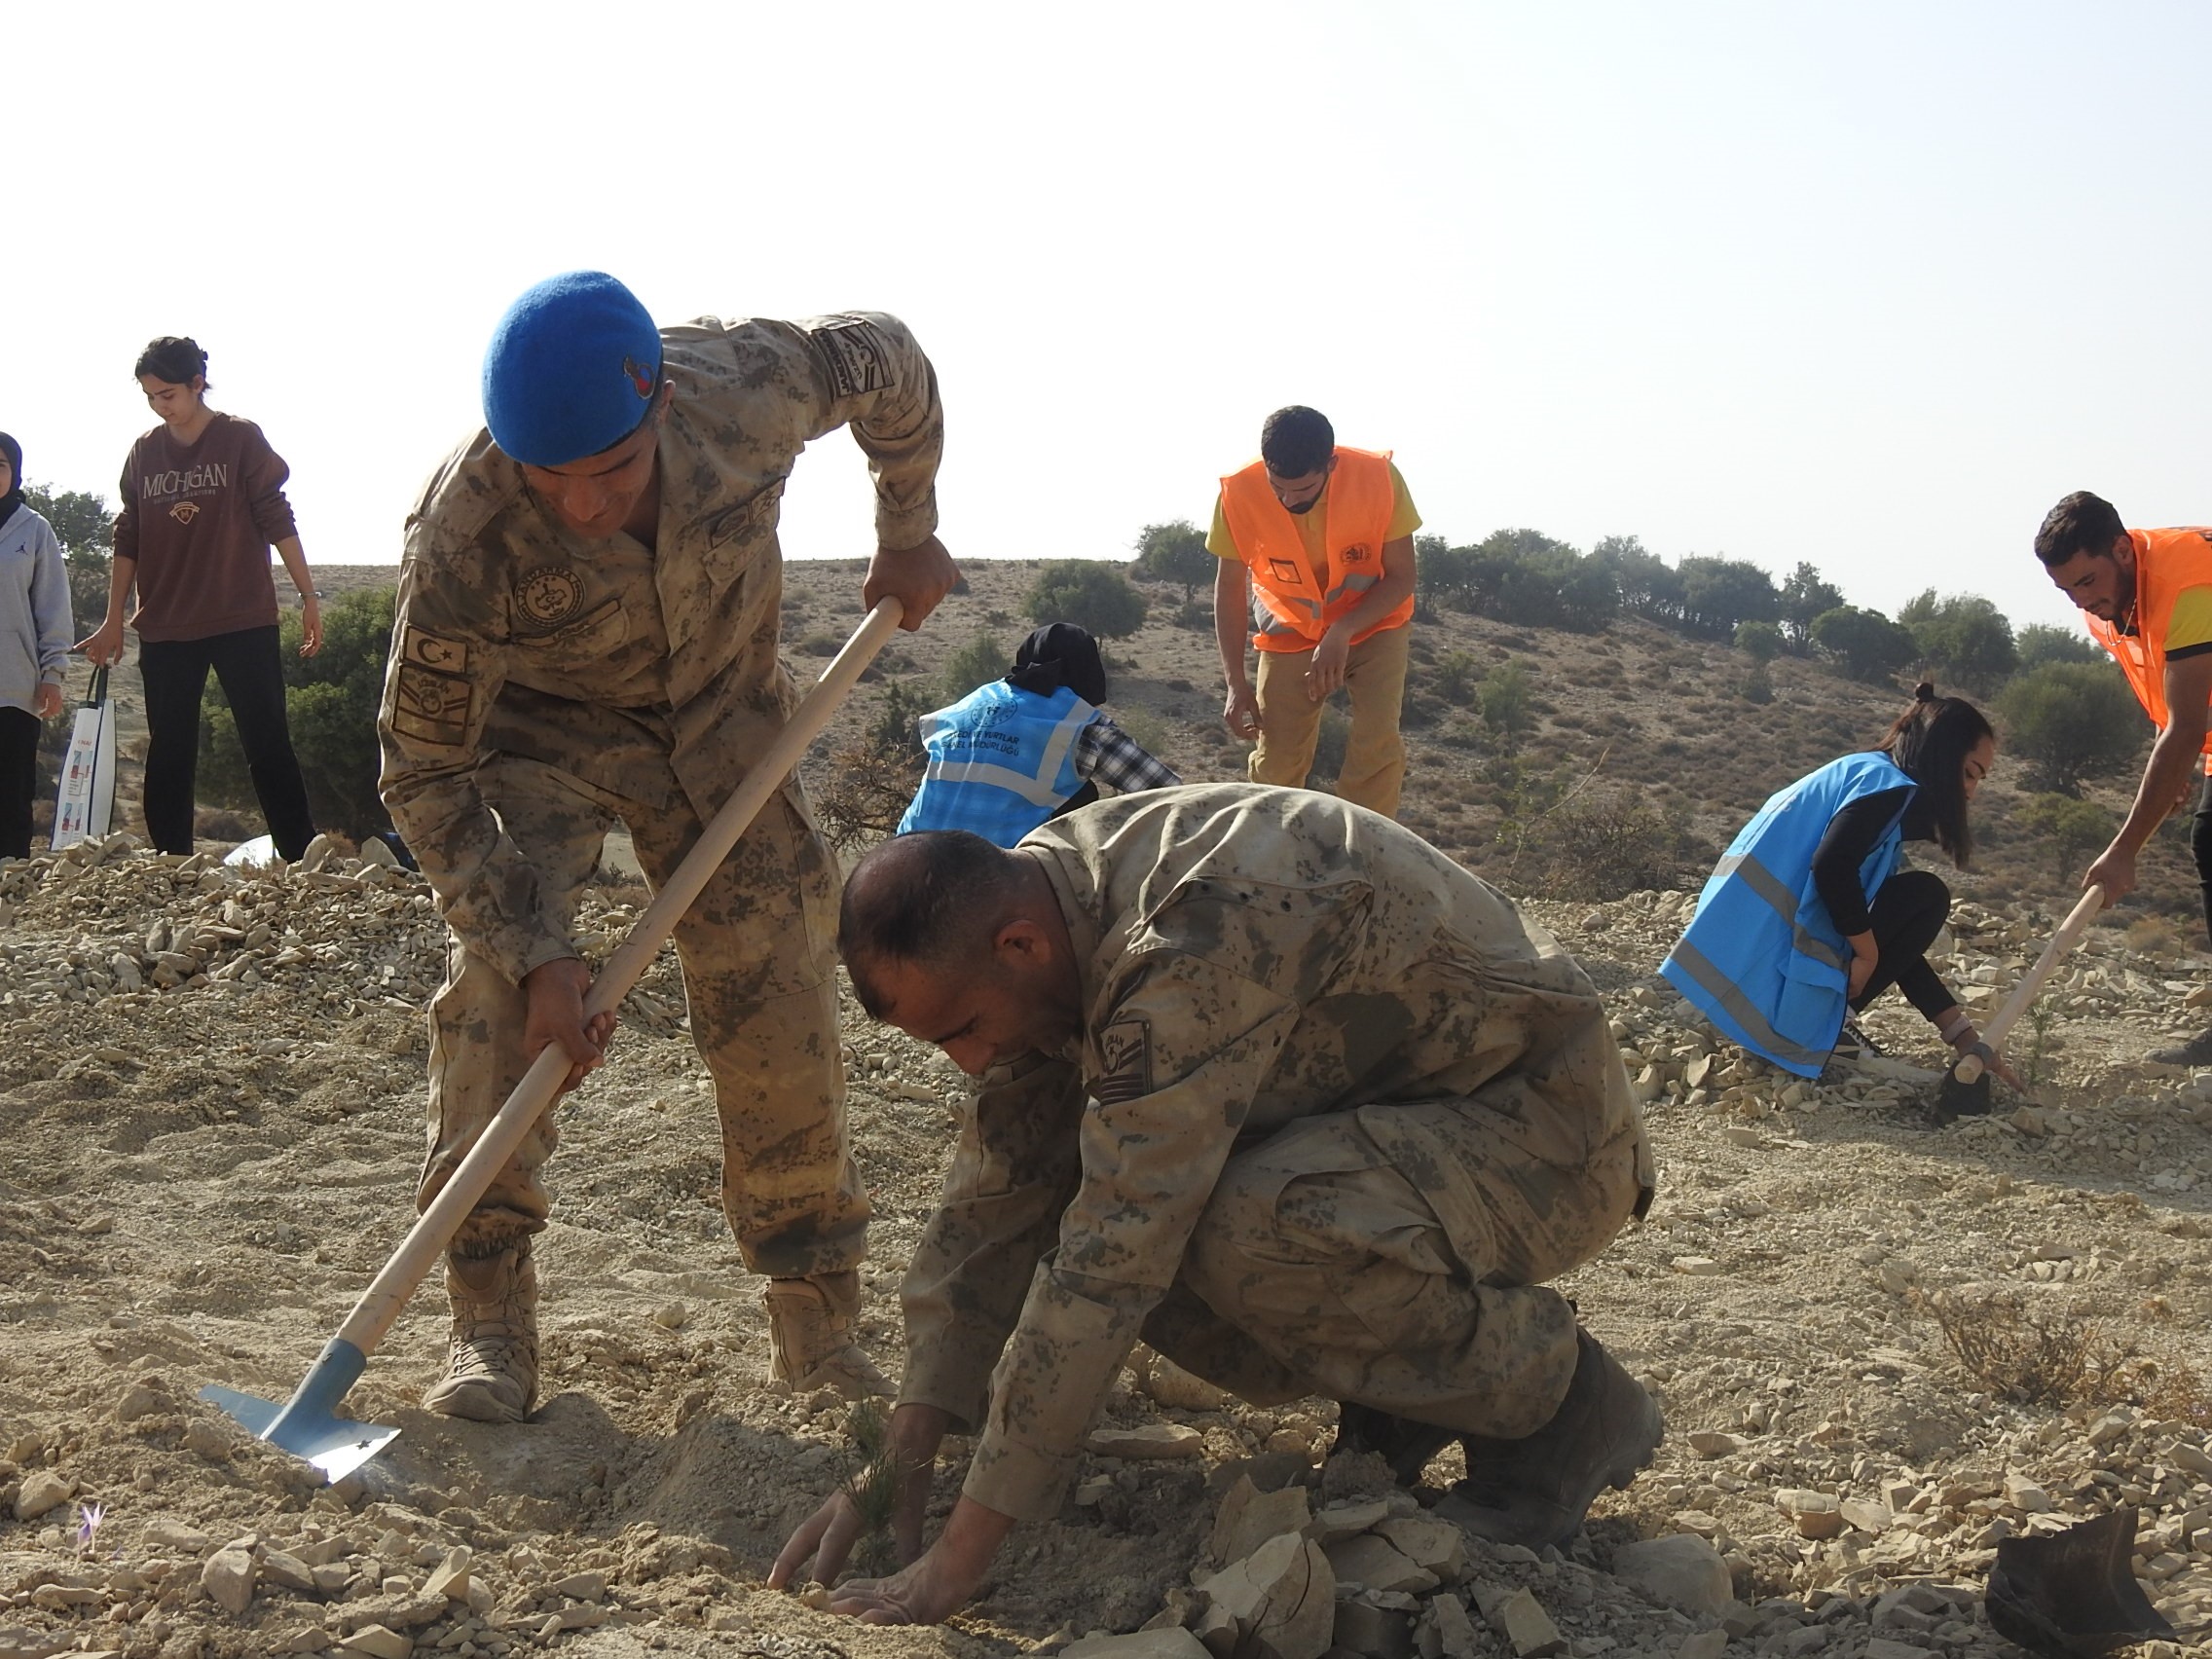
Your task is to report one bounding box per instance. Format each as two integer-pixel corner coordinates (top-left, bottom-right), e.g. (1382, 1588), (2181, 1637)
(1210, 406), (1419, 818)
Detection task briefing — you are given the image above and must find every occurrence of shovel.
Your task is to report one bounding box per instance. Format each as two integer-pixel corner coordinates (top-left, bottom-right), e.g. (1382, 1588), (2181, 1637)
(201, 597), (906, 1479)
(1936, 883), (2106, 1120)
(1984, 1507), (2176, 1657)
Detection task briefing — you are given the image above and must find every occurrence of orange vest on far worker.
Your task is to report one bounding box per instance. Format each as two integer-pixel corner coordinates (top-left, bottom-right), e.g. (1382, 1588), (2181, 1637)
(2085, 527), (2212, 759)
(1218, 447), (1413, 652)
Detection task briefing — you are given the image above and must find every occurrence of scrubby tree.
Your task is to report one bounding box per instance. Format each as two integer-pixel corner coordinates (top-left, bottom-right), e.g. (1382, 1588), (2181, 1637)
(2016, 622), (2102, 671)
(1590, 535), (1682, 624)
(1478, 661), (1535, 753)
(2017, 793), (2119, 881)
(1130, 520), (1212, 604)
(1997, 662), (2146, 795)
(1899, 589), (2017, 691)
(23, 483), (116, 636)
(1025, 560), (1147, 639)
(1412, 535), (1459, 618)
(201, 586), (395, 839)
(1811, 605), (1916, 682)
(1675, 556), (1781, 640)
(938, 632), (1007, 705)
(1778, 562), (1844, 651)
(1734, 619), (1781, 664)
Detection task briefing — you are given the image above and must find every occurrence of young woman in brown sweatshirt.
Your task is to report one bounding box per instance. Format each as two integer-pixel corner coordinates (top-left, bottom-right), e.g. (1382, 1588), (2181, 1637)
(79, 337), (320, 860)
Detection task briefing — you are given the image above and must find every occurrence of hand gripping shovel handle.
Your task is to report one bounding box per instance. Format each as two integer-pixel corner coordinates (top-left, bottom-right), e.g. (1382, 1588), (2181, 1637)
(1953, 884), (2107, 1085)
(332, 597), (904, 1360)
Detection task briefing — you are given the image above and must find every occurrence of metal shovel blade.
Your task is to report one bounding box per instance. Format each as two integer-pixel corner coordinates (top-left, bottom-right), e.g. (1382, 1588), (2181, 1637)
(199, 1337), (398, 1484)
(1934, 1063), (1994, 1122)
(1985, 1508), (2175, 1658)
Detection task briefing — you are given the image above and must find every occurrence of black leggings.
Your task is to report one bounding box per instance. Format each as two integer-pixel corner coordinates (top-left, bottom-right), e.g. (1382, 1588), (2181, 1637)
(1849, 868), (1953, 1018)
(139, 625), (315, 861)
(0, 704), (37, 861)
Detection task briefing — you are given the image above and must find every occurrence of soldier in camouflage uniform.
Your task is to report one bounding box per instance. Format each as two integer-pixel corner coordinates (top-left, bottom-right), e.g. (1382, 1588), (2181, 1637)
(773, 783), (1660, 1623)
(378, 272), (955, 1422)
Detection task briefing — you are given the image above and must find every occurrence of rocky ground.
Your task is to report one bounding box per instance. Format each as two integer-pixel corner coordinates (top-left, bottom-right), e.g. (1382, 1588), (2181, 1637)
(2, 833), (2210, 1659)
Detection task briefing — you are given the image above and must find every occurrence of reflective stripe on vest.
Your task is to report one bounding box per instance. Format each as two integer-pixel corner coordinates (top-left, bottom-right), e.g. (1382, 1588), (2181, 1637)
(1218, 446), (1412, 652)
(2085, 527), (2212, 759)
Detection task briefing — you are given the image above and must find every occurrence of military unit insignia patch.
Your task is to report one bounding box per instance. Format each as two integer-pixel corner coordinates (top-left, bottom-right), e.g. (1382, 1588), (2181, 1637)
(812, 316), (894, 401)
(1094, 1017), (1154, 1105)
(515, 567), (585, 628)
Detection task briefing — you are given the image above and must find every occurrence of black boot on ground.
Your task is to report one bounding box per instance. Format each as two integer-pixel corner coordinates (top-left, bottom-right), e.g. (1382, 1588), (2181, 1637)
(1333, 1402), (1458, 1487)
(1437, 1330), (1662, 1548)
(2149, 1026), (2212, 1067)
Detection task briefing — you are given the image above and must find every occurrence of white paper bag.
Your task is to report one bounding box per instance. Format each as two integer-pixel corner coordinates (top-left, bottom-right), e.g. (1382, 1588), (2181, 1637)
(51, 666), (116, 850)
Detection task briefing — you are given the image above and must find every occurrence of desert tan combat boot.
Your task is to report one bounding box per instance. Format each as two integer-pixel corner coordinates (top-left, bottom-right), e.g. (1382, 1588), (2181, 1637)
(423, 1240), (538, 1423)
(763, 1272), (891, 1398)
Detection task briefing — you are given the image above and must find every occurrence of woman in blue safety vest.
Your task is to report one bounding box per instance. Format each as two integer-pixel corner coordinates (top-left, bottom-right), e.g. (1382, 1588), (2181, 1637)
(898, 623), (1181, 846)
(1661, 683), (2019, 1085)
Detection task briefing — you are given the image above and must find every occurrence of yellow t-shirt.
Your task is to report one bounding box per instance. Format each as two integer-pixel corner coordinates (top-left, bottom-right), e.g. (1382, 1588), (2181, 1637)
(2164, 585), (2212, 657)
(1207, 460), (1421, 582)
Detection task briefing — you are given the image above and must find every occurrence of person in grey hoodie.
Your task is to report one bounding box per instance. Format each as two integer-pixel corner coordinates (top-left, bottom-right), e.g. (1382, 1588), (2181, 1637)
(0, 432), (72, 858)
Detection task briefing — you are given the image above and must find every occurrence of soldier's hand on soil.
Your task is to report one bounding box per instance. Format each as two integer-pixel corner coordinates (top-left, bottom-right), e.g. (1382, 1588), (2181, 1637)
(1306, 623), (1351, 700)
(771, 1403), (944, 1601)
(865, 535), (960, 631)
(1223, 682), (1261, 741)
(522, 957), (613, 1091)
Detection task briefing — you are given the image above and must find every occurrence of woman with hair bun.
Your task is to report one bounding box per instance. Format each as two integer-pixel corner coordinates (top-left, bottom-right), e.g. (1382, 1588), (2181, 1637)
(78, 336), (319, 860)
(1661, 683), (2020, 1087)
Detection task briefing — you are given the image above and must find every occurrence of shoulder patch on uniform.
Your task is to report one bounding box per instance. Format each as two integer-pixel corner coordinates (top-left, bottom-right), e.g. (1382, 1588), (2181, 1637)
(810, 316), (895, 400)
(389, 663), (472, 748)
(400, 625), (469, 673)
(515, 566), (585, 629)
(1094, 1017), (1153, 1105)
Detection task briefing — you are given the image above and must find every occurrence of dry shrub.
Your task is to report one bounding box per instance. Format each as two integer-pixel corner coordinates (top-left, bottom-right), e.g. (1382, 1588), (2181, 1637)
(2124, 915), (2182, 958)
(811, 741), (918, 851)
(1534, 789), (1702, 901)
(1913, 1287), (2106, 1407)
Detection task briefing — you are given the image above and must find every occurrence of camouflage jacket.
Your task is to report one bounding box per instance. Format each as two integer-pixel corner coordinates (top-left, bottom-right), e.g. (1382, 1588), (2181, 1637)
(899, 783), (1648, 1521)
(377, 312), (941, 985)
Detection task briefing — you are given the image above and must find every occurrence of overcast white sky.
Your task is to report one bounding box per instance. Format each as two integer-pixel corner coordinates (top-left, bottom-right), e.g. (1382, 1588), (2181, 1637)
(9, 1), (2205, 634)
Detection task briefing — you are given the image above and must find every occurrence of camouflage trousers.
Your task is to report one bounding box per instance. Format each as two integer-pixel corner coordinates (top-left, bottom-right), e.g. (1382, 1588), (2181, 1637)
(1248, 622), (1410, 818)
(415, 753), (867, 1278)
(1149, 1092), (1651, 1440)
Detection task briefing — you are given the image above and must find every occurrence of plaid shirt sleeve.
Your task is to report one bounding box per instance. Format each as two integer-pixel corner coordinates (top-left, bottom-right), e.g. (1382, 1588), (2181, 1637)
(1075, 715), (1181, 794)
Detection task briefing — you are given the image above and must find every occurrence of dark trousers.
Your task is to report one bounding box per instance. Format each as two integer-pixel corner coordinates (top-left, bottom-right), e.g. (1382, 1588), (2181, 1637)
(1849, 868), (1953, 1017)
(139, 626), (315, 861)
(0, 705), (37, 861)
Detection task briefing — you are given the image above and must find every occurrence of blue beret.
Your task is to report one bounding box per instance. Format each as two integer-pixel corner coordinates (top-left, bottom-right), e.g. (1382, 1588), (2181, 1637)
(481, 271), (662, 466)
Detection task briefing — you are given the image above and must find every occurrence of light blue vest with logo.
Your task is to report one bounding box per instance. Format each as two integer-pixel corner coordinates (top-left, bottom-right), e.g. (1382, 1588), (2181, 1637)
(898, 681), (1100, 846)
(1659, 752), (1914, 1078)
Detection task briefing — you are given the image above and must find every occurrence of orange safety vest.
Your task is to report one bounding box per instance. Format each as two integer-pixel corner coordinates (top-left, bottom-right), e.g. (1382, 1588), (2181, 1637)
(1218, 446), (1413, 652)
(2085, 527), (2212, 759)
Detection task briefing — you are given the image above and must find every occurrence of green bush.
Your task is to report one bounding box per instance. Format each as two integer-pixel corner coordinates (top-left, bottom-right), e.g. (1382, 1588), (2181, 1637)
(1811, 605), (1917, 682)
(2016, 622), (2102, 670)
(2017, 793), (2118, 881)
(1025, 561), (1148, 639)
(1899, 589), (2017, 691)
(201, 586), (396, 839)
(1734, 620), (1781, 664)
(1130, 520), (1213, 603)
(1997, 662), (2145, 794)
(939, 633), (1007, 705)
(1478, 662), (1536, 754)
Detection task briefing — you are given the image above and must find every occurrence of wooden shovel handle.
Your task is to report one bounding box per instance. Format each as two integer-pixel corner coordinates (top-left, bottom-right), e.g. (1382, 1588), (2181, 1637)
(1954, 884), (2107, 1084)
(332, 599), (905, 1357)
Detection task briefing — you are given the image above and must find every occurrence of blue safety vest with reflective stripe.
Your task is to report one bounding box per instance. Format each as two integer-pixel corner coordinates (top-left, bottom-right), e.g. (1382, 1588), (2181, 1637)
(897, 681), (1099, 846)
(1659, 752), (1914, 1078)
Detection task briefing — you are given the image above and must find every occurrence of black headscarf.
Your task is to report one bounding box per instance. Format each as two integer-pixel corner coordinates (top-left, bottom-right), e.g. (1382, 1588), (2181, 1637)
(0, 432), (23, 529)
(1007, 622), (1108, 706)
